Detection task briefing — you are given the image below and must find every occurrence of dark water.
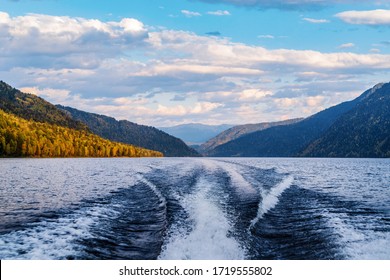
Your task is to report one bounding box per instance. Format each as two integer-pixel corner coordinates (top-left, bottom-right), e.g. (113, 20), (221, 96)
(0, 158), (389, 260)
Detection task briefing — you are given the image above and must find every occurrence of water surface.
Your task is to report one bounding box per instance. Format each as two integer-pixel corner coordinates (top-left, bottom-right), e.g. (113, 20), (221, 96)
(0, 158), (389, 260)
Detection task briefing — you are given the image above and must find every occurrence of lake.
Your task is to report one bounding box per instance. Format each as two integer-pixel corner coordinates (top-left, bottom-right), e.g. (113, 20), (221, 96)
(0, 157), (389, 260)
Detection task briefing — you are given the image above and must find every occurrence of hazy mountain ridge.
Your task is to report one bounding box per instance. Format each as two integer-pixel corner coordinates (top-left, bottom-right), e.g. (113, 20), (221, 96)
(206, 82), (390, 158)
(200, 118), (303, 154)
(159, 123), (233, 145)
(57, 106), (200, 157)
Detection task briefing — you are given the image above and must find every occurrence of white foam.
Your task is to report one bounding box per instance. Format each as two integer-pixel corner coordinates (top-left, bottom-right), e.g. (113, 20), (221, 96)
(159, 176), (246, 260)
(135, 174), (166, 207)
(221, 163), (256, 195)
(324, 210), (390, 260)
(203, 160), (256, 195)
(250, 175), (294, 229)
(0, 206), (118, 259)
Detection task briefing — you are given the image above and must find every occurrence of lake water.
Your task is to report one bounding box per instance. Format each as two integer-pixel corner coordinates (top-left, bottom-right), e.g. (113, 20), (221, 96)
(0, 158), (389, 260)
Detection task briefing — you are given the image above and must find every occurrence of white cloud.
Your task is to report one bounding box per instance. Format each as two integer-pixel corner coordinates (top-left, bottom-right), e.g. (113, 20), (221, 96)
(274, 97), (300, 108)
(238, 89), (273, 101)
(181, 10), (202, 17)
(135, 62), (263, 77)
(116, 18), (147, 34)
(0, 12), (148, 69)
(159, 32), (390, 71)
(2, 11), (390, 126)
(306, 96), (325, 107)
(157, 102), (222, 116)
(258, 35), (275, 39)
(21, 87), (70, 99)
(303, 18), (330, 23)
(336, 9), (390, 25)
(338, 43), (355, 49)
(0, 11), (10, 23)
(207, 10), (231, 16)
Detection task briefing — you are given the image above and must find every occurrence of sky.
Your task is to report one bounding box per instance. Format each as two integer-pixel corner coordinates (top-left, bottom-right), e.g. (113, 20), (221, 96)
(1, 0), (390, 126)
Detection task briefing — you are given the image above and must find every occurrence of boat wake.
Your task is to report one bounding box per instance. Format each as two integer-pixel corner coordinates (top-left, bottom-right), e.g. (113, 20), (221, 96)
(1, 158), (388, 260)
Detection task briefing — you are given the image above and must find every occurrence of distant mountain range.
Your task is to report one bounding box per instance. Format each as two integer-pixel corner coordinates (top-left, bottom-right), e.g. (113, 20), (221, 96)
(158, 123), (233, 145)
(206, 82), (390, 158)
(57, 106), (199, 157)
(2, 80), (388, 158)
(200, 118), (303, 154)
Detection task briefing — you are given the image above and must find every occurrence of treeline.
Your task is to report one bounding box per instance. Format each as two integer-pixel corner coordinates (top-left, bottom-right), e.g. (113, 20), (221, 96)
(0, 109), (163, 158)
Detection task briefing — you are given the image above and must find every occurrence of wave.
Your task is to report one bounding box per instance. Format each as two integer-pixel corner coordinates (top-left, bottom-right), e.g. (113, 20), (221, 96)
(0, 205), (115, 259)
(2, 158), (388, 260)
(250, 175), (294, 229)
(323, 208), (390, 260)
(158, 173), (246, 260)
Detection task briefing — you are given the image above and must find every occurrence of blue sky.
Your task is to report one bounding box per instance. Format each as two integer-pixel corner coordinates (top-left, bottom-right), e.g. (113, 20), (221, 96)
(1, 0), (390, 126)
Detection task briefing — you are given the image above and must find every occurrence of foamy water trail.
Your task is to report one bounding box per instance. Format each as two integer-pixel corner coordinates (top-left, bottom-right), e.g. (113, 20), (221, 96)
(135, 174), (166, 207)
(158, 175), (246, 260)
(214, 161), (257, 195)
(0, 205), (117, 259)
(250, 175), (294, 229)
(323, 210), (390, 260)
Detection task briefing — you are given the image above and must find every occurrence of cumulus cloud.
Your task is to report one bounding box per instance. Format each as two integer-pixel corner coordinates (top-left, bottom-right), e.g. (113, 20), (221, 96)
(150, 31), (390, 72)
(2, 11), (390, 125)
(0, 12), (148, 69)
(20, 87), (71, 104)
(336, 9), (390, 25)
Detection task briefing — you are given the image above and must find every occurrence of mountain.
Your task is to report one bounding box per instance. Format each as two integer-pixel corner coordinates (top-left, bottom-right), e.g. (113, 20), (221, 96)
(207, 86), (371, 157)
(0, 81), (162, 157)
(300, 83), (390, 157)
(0, 81), (87, 131)
(200, 118), (303, 155)
(158, 123), (233, 145)
(57, 105), (200, 157)
(0, 109), (162, 157)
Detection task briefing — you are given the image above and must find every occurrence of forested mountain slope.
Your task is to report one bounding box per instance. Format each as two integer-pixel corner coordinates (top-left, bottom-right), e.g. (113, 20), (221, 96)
(0, 81), (87, 131)
(57, 105), (200, 157)
(300, 83), (390, 157)
(0, 109), (162, 157)
(207, 82), (390, 158)
(200, 118), (303, 155)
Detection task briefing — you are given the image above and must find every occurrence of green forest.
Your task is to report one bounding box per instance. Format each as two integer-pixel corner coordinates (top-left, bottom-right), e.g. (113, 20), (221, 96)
(0, 109), (163, 158)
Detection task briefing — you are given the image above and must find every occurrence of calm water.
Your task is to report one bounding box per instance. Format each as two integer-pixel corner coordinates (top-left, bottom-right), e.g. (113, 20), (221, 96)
(0, 158), (389, 260)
